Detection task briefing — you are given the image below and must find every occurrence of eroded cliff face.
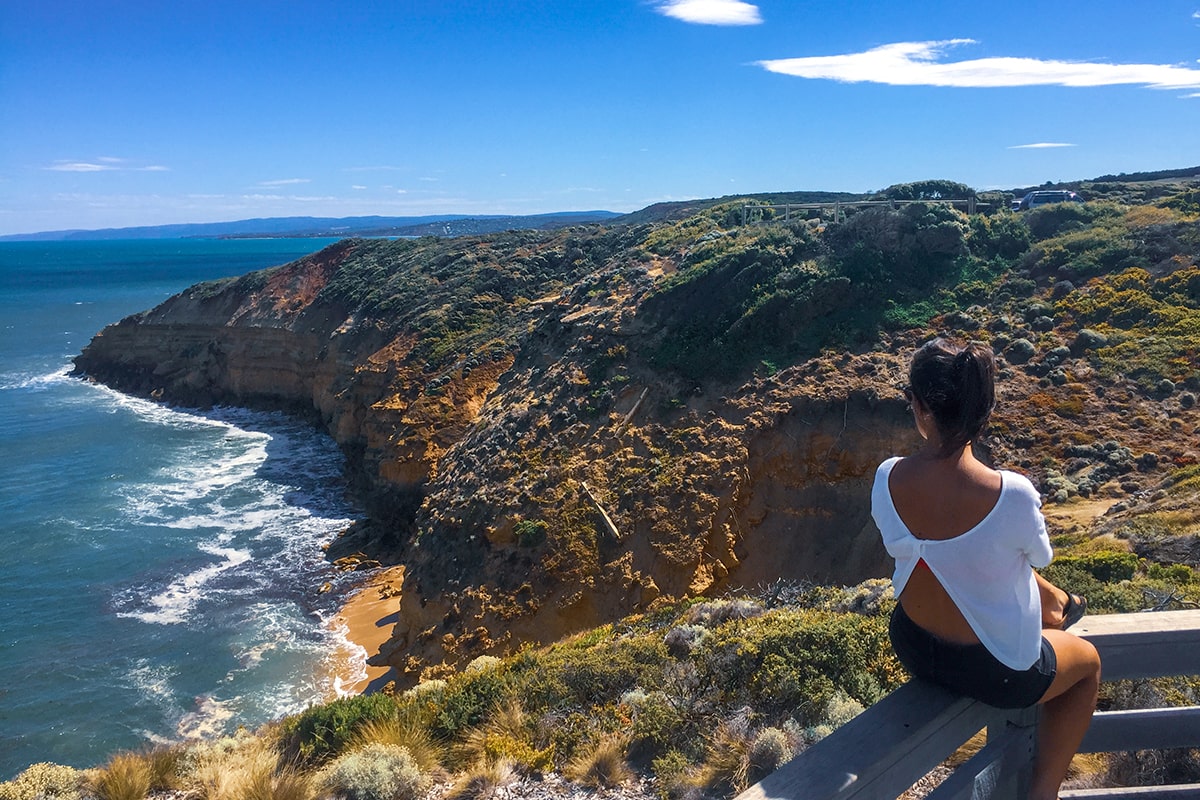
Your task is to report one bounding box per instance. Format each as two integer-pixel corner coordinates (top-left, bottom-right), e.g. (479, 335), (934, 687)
(75, 215), (1200, 684)
(74, 234), (923, 683)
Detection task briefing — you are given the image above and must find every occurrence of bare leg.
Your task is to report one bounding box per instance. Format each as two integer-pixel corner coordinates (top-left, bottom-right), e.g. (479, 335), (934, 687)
(1029, 629), (1102, 800)
(1037, 571), (1071, 628)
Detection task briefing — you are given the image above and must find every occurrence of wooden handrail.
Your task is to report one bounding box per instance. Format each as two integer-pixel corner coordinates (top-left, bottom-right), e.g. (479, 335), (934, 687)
(735, 609), (1200, 800)
(739, 198), (987, 225)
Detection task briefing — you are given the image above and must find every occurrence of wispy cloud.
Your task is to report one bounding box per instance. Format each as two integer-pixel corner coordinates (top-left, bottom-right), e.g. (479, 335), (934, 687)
(45, 158), (169, 172)
(46, 162), (117, 172)
(655, 0), (762, 26)
(257, 178), (311, 186)
(1009, 142), (1076, 149)
(758, 40), (1200, 90)
(241, 193), (335, 202)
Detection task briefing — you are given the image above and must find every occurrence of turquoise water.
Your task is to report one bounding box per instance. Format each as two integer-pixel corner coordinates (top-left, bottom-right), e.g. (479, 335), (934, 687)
(0, 240), (365, 779)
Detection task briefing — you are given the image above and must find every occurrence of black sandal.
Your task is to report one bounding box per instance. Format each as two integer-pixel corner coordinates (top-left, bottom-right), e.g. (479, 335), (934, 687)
(1059, 593), (1087, 630)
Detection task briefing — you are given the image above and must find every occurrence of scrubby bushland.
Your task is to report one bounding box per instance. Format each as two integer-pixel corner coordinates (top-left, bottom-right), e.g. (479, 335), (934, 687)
(50, 173), (1200, 798)
(0, 763), (86, 800)
(638, 198), (1016, 382)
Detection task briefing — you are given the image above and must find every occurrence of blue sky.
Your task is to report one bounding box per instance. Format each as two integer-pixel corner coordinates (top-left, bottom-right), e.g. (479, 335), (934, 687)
(2, 0), (1199, 235)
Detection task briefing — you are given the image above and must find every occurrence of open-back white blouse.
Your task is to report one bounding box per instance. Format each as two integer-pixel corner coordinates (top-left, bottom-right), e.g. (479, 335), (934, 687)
(871, 456), (1053, 670)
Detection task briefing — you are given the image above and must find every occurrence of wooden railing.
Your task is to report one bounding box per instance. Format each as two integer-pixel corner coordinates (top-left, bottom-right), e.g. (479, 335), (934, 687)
(740, 198), (987, 225)
(735, 609), (1200, 800)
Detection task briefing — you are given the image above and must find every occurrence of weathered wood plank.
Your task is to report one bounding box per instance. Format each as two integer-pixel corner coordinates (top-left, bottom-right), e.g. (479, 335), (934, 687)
(1061, 784), (1200, 799)
(734, 680), (988, 800)
(1074, 610), (1200, 681)
(1079, 707), (1200, 753)
(736, 609), (1200, 800)
(925, 721), (1035, 800)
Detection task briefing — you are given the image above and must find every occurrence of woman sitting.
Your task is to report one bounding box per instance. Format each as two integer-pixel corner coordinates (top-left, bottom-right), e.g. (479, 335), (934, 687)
(872, 338), (1101, 800)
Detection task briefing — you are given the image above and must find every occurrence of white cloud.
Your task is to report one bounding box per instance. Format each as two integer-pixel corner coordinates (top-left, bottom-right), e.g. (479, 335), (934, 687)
(46, 158), (169, 173)
(757, 40), (1200, 90)
(46, 162), (116, 172)
(655, 0), (762, 26)
(1009, 142), (1077, 149)
(351, 184), (368, 190)
(257, 178), (311, 186)
(239, 193), (336, 203)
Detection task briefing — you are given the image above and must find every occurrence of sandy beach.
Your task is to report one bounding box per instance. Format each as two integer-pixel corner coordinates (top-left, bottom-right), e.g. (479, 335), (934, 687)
(325, 565), (405, 695)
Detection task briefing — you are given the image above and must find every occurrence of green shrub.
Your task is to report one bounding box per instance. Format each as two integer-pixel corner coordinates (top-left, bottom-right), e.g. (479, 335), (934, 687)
(1147, 563), (1194, 585)
(1024, 201), (1115, 241)
(322, 743), (429, 800)
(509, 632), (666, 712)
(514, 519), (547, 548)
(650, 750), (694, 800)
(280, 693), (400, 766)
(625, 688), (694, 759)
(696, 609), (902, 721)
(0, 762), (85, 800)
(1037, 563), (1145, 614)
(1052, 551), (1141, 582)
(432, 666), (512, 740)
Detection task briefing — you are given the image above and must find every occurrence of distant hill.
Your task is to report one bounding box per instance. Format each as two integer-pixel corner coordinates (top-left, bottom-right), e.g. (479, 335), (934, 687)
(0, 211), (621, 242)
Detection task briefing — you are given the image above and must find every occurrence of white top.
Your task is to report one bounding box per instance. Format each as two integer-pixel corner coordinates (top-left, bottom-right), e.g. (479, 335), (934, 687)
(871, 456), (1053, 670)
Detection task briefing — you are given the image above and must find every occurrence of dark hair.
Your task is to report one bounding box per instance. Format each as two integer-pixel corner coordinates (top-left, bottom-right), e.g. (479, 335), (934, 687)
(908, 338), (996, 456)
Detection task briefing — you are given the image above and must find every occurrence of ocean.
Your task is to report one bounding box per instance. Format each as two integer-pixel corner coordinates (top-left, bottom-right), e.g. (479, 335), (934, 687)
(0, 239), (368, 780)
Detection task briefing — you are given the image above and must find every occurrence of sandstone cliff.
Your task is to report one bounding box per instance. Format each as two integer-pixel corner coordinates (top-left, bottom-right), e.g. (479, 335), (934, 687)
(75, 188), (1200, 682)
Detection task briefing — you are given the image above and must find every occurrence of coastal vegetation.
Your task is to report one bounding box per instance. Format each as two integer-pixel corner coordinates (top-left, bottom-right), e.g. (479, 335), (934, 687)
(5, 546), (1198, 798)
(46, 169), (1200, 797)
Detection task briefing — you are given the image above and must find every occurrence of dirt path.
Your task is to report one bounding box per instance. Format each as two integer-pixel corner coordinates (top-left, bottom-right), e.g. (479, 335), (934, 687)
(1043, 497), (1120, 533)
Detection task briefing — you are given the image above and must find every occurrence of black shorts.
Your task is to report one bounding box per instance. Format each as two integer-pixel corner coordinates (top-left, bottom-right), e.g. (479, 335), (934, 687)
(889, 603), (1056, 709)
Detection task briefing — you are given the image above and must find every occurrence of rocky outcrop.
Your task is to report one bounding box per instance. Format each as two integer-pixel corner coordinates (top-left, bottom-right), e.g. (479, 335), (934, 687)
(73, 234), (923, 683)
(75, 203), (1200, 684)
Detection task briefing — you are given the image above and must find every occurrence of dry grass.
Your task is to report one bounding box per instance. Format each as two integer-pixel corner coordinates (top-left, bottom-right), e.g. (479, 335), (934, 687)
(563, 735), (632, 788)
(140, 745), (187, 793)
(353, 713), (445, 774)
(181, 735), (309, 800)
(240, 755), (317, 800)
(691, 718), (755, 795)
(92, 752), (151, 800)
(452, 701), (552, 773)
(443, 759), (517, 800)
